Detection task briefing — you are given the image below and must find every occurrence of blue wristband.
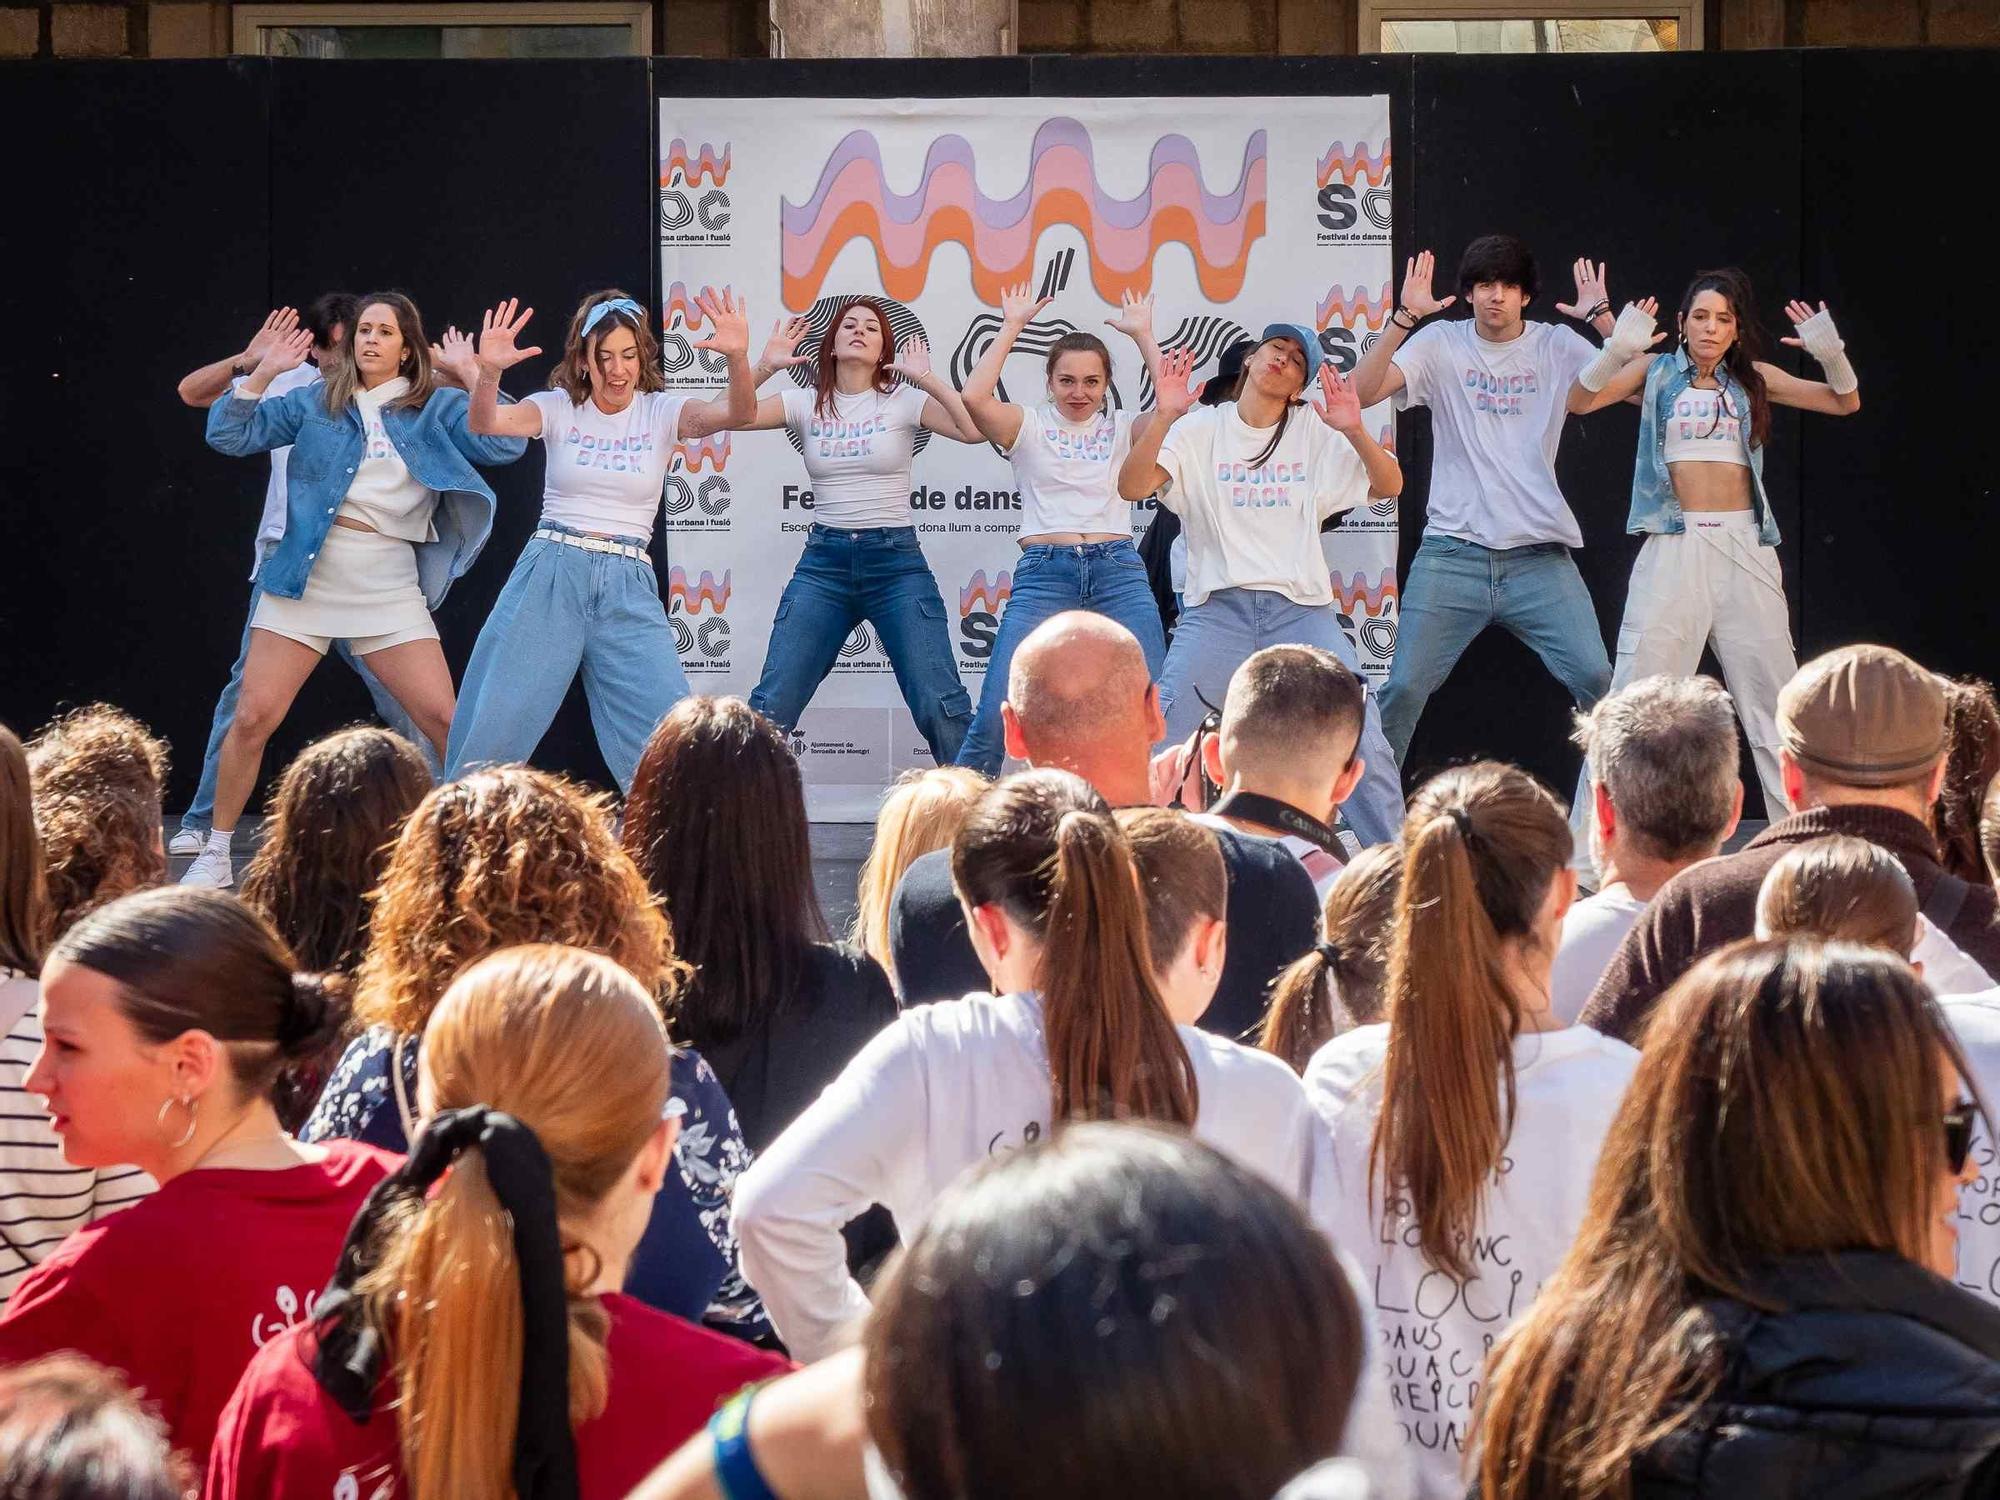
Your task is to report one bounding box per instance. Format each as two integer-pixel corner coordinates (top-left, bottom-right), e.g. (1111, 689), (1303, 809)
(711, 1388), (781, 1500)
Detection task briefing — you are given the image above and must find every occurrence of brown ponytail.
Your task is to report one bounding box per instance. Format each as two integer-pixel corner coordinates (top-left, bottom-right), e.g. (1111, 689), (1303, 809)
(1260, 842), (1402, 1072)
(1369, 763), (1570, 1279)
(951, 771), (1196, 1127)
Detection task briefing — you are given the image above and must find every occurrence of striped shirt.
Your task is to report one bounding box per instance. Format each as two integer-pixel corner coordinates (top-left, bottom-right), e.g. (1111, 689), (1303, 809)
(1, 973), (154, 1306)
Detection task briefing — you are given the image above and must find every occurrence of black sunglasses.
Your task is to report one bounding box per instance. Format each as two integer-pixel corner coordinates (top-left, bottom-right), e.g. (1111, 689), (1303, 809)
(1946, 1099), (1979, 1176)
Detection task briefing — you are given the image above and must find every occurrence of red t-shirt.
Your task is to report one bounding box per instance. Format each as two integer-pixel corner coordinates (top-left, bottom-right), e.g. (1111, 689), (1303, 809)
(0, 1141), (396, 1476)
(204, 1291), (792, 1499)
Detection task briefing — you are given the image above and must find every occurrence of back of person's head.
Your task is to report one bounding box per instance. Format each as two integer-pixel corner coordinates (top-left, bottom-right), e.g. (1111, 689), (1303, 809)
(1456, 233), (1539, 300)
(1755, 836), (1918, 956)
(27, 705), (168, 945)
(1476, 939), (1979, 1500)
(355, 766), (678, 1036)
(864, 1123), (1364, 1500)
(852, 766), (989, 984)
(1778, 644), (1948, 810)
(0, 1355), (191, 1500)
(1573, 674), (1740, 865)
(1, 723), (46, 977)
(951, 771), (1195, 1125)
(1934, 676), (2000, 883)
(43, 887), (345, 1165)
(302, 290), (358, 349)
(1373, 762), (1572, 1279)
(1213, 645), (1364, 805)
(239, 727), (431, 976)
(623, 697), (826, 1052)
(353, 945), (674, 1500)
(1114, 807), (1227, 1024)
(1001, 612), (1158, 770)
(1261, 842), (1403, 1072)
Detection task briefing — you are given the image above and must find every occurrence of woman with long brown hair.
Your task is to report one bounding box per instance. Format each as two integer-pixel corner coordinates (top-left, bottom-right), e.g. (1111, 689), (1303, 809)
(850, 765), (987, 989)
(1261, 841), (1403, 1072)
(194, 291), (526, 889)
(735, 768), (1320, 1361)
(1306, 761), (1639, 1496)
(1935, 676), (2000, 885)
(1472, 940), (2000, 1499)
(443, 287), (756, 792)
(207, 945), (789, 1500)
(736, 297), (985, 762)
(300, 766), (761, 1334)
(25, 704), (169, 942)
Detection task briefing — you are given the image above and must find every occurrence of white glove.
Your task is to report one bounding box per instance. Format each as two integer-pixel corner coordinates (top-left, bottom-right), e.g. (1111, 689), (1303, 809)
(1577, 303), (1658, 391)
(1794, 307), (1857, 394)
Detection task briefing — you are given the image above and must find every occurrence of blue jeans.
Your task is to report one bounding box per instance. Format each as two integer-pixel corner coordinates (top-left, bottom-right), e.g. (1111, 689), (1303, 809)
(179, 582), (432, 835)
(445, 523), (692, 794)
(749, 524), (972, 763)
(956, 538), (1167, 776)
(1379, 534), (1612, 763)
(1157, 586), (1405, 848)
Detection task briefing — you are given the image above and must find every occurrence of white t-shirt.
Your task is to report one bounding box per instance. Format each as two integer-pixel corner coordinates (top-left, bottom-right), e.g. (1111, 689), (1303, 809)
(1305, 1022), (1639, 1498)
(1004, 403), (1134, 538)
(1390, 319), (1597, 551)
(1550, 888), (1649, 1026)
(1944, 989), (2000, 1309)
(240, 363), (324, 580)
(1916, 916), (1997, 995)
(734, 988), (1325, 1361)
(523, 389), (691, 543)
(1155, 403), (1372, 609)
(338, 377), (436, 541)
(782, 383), (930, 531)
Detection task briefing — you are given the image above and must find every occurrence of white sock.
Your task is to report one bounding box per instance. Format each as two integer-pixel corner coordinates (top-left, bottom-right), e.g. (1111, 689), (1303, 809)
(204, 829), (234, 856)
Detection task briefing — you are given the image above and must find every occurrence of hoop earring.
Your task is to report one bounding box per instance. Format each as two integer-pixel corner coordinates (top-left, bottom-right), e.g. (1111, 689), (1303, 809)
(156, 1094), (198, 1150)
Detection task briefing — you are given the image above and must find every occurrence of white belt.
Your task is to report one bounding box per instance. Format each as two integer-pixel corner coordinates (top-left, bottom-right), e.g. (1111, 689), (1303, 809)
(533, 528), (651, 564)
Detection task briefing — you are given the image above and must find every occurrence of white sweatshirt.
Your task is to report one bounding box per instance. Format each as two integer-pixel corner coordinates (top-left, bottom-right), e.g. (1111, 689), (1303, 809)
(734, 989), (1325, 1361)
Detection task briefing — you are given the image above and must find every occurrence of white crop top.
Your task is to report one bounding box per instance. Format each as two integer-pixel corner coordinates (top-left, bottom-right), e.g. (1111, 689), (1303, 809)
(1662, 384), (1750, 469)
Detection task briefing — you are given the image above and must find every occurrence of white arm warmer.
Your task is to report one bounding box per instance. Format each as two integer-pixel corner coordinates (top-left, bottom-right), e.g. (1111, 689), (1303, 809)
(1577, 303), (1659, 391)
(1793, 307), (1857, 394)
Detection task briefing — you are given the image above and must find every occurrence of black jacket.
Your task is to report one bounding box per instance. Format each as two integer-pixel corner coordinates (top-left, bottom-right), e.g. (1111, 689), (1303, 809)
(1631, 1252), (2000, 1499)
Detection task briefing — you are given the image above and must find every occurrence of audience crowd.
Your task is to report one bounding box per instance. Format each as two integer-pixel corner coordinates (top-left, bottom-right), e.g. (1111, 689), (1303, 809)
(3, 623), (2000, 1500)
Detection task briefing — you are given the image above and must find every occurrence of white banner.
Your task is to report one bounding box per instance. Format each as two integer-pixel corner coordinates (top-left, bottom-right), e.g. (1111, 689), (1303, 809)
(658, 95), (1397, 819)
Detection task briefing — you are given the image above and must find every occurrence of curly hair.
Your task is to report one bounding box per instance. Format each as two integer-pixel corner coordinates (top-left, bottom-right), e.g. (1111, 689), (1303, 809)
(26, 705), (169, 946)
(240, 727), (431, 977)
(352, 766), (685, 1036)
(1934, 676), (2000, 884)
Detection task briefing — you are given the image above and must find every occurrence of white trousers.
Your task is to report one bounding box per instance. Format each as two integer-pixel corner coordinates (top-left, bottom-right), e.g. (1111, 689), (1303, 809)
(1572, 514), (1796, 863)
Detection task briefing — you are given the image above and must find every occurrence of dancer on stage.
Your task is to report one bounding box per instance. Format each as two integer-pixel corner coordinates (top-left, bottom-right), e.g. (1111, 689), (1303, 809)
(172, 297), (431, 882)
(1569, 272), (1861, 815)
(737, 298), (985, 763)
(443, 288), (754, 792)
(1118, 326), (1407, 847)
(1352, 239), (1623, 764)
(951, 284), (1168, 775)
(200, 293), (525, 884)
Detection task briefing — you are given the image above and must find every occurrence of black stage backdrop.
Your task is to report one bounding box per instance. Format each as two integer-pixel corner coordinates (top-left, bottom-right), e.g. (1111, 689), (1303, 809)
(0, 51), (1987, 815)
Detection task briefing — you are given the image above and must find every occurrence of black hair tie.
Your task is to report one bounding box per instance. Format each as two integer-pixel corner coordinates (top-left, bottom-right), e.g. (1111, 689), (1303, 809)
(312, 1106), (579, 1500)
(1447, 807), (1476, 843)
(1315, 941), (1343, 965)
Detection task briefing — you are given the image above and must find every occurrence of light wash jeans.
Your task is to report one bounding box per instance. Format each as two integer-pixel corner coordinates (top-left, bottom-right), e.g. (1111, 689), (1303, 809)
(1157, 586), (1405, 848)
(179, 582), (432, 836)
(956, 538), (1167, 776)
(445, 522), (692, 794)
(749, 524), (972, 763)
(1379, 534), (1612, 763)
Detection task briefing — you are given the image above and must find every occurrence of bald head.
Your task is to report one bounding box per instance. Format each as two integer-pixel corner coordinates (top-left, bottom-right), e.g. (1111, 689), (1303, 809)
(1002, 612), (1158, 774)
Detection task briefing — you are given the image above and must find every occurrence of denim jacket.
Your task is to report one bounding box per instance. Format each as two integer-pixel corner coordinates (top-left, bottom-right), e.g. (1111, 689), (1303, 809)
(1627, 348), (1780, 547)
(206, 383), (526, 606)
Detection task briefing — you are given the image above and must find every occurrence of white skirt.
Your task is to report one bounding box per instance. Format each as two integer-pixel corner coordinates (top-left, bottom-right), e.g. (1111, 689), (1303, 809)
(252, 523), (436, 656)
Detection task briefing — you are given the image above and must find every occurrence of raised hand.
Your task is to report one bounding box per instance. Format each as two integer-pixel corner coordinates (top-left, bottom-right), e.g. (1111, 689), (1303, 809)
(431, 326), (480, 390)
(760, 314), (813, 371)
(886, 334), (934, 383)
(1780, 299), (1840, 351)
(1400, 249), (1456, 318)
(1311, 365), (1364, 435)
(1156, 347), (1199, 418)
(999, 282), (1053, 329)
(476, 298), (543, 376)
(255, 327), (314, 380)
(244, 306), (300, 365)
(691, 286), (750, 359)
(1555, 258), (1610, 321)
(1606, 299), (1667, 357)
(1104, 288), (1157, 342)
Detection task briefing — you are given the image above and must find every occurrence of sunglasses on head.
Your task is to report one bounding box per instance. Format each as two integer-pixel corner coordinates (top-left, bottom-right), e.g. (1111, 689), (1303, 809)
(1946, 1099), (1979, 1176)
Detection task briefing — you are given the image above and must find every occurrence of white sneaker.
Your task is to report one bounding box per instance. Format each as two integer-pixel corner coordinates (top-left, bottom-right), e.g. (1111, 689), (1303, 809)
(179, 846), (235, 889)
(168, 827), (203, 857)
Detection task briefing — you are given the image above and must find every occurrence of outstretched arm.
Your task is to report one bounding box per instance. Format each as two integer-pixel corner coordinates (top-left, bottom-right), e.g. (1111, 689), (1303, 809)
(179, 307), (300, 407)
(1119, 348), (1198, 499)
(958, 282), (1047, 449)
(891, 336), (982, 443)
(1760, 300), (1861, 416)
(1313, 366), (1402, 499)
(736, 317), (815, 433)
(1568, 300), (1665, 414)
(205, 329), (316, 455)
(466, 298), (548, 438)
(1105, 288), (1164, 400)
(1353, 250), (1455, 407)
(679, 287), (759, 439)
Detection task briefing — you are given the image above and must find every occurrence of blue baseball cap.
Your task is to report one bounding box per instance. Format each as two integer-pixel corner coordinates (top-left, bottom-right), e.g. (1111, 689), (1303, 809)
(1258, 323), (1325, 385)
